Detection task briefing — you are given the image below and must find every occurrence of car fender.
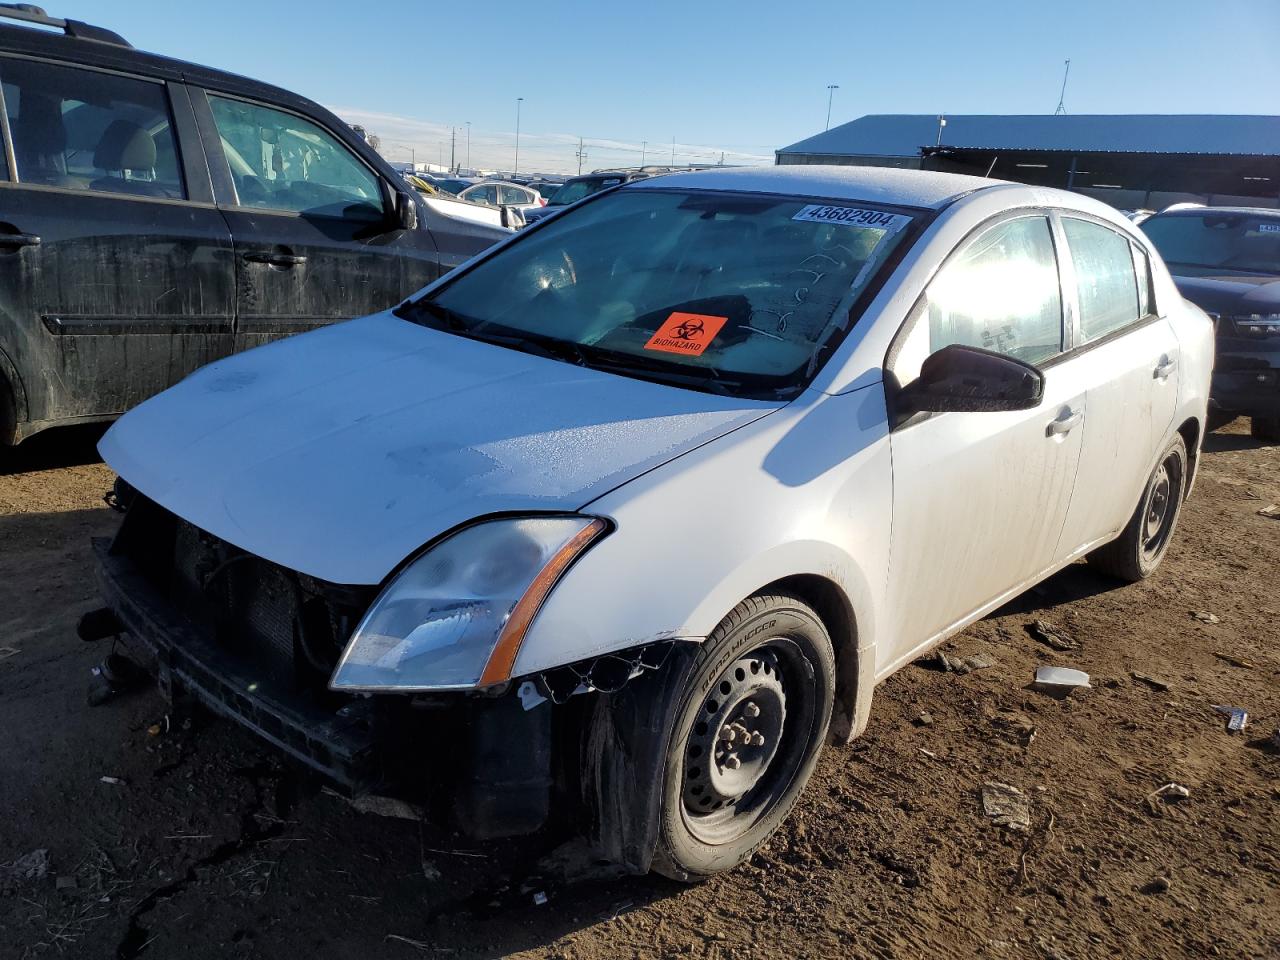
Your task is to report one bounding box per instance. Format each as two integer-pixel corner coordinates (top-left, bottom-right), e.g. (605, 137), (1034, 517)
(512, 386), (893, 737)
(0, 340), (28, 443)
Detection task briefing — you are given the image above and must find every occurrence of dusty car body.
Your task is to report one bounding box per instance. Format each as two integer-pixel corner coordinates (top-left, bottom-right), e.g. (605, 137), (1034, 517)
(90, 165), (1212, 880)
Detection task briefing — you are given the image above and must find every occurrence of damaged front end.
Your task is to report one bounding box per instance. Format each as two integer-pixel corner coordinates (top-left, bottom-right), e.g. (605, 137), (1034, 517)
(90, 492), (692, 864)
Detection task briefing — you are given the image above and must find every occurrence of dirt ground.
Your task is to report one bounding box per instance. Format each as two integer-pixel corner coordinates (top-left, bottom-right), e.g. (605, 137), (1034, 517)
(1, 421), (1277, 960)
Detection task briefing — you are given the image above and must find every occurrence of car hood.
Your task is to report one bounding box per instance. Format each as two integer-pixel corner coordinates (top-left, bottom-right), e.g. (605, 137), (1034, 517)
(1173, 273), (1280, 316)
(100, 312), (779, 584)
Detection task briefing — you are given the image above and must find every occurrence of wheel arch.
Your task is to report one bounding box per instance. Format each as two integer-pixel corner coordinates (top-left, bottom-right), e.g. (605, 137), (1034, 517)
(1176, 415), (1201, 498)
(0, 342), (27, 447)
(757, 572), (871, 744)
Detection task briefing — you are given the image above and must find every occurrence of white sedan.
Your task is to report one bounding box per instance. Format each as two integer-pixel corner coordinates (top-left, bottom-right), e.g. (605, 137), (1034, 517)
(456, 180), (545, 214)
(92, 166), (1211, 881)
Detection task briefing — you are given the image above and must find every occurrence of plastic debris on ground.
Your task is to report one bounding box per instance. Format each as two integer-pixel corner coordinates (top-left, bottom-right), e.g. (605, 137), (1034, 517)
(981, 782), (1031, 831)
(1192, 611), (1220, 624)
(1212, 704), (1248, 733)
(1213, 651), (1255, 670)
(1026, 620), (1079, 651)
(1145, 782), (1191, 813)
(1032, 665), (1091, 695)
(0, 646), (19, 660)
(321, 786), (424, 821)
(99, 776), (125, 785)
(1258, 503), (1280, 519)
(533, 890), (549, 906)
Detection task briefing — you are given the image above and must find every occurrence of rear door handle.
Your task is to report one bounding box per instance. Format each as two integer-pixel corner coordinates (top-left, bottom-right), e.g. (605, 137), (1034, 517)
(1046, 408), (1083, 437)
(1154, 356), (1177, 380)
(243, 251), (307, 267)
(0, 232), (41, 249)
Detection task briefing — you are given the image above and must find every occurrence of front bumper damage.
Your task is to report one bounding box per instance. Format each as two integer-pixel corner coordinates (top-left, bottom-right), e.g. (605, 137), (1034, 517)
(93, 537), (382, 790)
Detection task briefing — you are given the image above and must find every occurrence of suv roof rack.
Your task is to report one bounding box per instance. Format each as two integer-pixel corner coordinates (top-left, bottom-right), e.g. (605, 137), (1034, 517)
(0, 4), (130, 46)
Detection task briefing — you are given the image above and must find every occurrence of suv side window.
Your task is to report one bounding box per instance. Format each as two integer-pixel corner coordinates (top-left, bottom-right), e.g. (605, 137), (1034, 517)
(208, 95), (384, 220)
(1, 57), (184, 198)
(892, 215), (1064, 384)
(1062, 218), (1142, 342)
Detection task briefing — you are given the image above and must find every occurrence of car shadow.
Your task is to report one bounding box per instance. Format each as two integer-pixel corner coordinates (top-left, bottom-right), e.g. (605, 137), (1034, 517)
(0, 423), (109, 475)
(1202, 431), (1268, 454)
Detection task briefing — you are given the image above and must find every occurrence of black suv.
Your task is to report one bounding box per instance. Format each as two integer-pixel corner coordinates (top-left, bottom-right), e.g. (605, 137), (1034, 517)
(1142, 207), (1280, 441)
(0, 6), (511, 447)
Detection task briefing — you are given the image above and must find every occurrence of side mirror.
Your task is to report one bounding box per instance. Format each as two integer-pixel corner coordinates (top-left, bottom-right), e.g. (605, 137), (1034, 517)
(898, 344), (1044, 415)
(500, 205), (526, 229)
(393, 191), (418, 231)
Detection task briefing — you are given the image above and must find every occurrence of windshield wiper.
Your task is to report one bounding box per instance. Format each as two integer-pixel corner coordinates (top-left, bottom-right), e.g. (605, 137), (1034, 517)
(582, 351), (748, 395)
(396, 298), (476, 333)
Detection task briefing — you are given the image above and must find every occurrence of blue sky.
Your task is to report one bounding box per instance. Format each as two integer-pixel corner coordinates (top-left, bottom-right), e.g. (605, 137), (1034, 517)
(52, 0), (1280, 173)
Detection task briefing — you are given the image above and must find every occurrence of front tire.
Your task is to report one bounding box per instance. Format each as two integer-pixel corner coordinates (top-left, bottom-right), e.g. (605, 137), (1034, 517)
(1251, 416), (1280, 443)
(1087, 435), (1187, 582)
(651, 593), (835, 881)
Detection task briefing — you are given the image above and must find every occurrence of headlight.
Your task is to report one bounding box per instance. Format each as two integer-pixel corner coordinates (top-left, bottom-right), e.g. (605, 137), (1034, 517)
(329, 516), (607, 692)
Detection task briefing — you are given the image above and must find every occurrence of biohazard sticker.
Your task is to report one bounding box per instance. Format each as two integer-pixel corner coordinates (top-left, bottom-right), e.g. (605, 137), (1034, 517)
(644, 312), (728, 356)
(792, 204), (910, 231)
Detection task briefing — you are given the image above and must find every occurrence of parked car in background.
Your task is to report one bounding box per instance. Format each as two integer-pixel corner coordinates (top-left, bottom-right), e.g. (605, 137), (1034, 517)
(458, 180), (545, 214)
(433, 176), (478, 197)
(92, 166), (1210, 881)
(1142, 207), (1280, 441)
(0, 6), (513, 447)
(522, 170), (647, 224)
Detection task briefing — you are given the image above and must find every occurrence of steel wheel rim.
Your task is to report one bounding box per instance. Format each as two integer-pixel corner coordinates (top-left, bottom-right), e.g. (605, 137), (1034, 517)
(1141, 454), (1180, 560)
(679, 638), (815, 846)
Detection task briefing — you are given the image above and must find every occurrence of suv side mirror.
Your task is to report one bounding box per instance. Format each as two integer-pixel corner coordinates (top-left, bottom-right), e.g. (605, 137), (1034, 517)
(393, 190), (418, 231)
(898, 344), (1044, 415)
(500, 205), (526, 229)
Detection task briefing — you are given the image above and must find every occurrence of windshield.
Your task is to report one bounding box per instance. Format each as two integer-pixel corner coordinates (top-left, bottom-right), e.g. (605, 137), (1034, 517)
(1143, 213), (1280, 277)
(398, 188), (916, 398)
(547, 176), (624, 206)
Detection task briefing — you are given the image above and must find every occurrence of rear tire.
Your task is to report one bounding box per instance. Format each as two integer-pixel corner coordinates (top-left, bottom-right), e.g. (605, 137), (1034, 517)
(1087, 435), (1187, 582)
(650, 593), (834, 882)
(1251, 416), (1280, 443)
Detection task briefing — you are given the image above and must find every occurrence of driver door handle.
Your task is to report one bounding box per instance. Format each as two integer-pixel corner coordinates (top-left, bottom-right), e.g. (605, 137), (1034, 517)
(1046, 408), (1083, 437)
(1154, 356), (1177, 380)
(0, 232), (41, 248)
(243, 251), (307, 267)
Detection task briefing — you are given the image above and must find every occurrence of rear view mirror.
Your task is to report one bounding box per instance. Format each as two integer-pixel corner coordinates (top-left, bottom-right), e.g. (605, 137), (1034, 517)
(899, 344), (1044, 415)
(500, 205), (526, 229)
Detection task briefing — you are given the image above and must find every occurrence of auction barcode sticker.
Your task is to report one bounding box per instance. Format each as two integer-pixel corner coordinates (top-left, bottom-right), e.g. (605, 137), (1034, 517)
(792, 204), (910, 230)
(1258, 223), (1280, 234)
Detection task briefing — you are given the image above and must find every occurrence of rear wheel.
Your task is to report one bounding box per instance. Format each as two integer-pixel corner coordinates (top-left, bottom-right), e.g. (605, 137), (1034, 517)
(651, 593), (834, 881)
(1087, 435), (1187, 582)
(1251, 416), (1280, 443)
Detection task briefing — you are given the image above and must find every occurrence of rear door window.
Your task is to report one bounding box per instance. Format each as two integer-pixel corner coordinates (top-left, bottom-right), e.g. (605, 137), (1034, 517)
(1062, 218), (1142, 342)
(1, 56), (184, 198)
(208, 95), (384, 220)
(499, 185), (528, 206)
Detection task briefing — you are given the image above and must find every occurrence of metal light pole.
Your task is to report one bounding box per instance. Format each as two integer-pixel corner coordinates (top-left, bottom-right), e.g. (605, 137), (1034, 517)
(825, 84), (839, 131)
(641, 140), (647, 166)
(514, 97), (524, 174)
(671, 136), (676, 165)
(465, 122), (471, 172)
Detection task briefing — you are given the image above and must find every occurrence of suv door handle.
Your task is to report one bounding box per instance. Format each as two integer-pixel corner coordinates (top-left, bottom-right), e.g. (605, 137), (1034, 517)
(0, 232), (41, 249)
(1154, 356), (1177, 380)
(1046, 408), (1083, 437)
(243, 251), (307, 267)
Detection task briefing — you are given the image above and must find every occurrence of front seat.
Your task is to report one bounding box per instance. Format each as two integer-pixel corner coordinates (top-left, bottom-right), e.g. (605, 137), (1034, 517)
(90, 119), (170, 197)
(11, 94), (80, 188)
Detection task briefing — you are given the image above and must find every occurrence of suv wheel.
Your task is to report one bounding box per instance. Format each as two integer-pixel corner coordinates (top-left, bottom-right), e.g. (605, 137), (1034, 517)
(650, 593), (834, 881)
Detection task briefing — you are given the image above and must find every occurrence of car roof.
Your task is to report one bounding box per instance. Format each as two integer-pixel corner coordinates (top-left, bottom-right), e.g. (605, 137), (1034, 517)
(625, 164), (1004, 210)
(0, 21), (320, 116)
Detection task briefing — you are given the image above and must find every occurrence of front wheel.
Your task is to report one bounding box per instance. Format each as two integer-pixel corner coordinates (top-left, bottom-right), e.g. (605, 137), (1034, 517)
(1087, 435), (1187, 582)
(651, 593), (835, 881)
(1251, 416), (1280, 443)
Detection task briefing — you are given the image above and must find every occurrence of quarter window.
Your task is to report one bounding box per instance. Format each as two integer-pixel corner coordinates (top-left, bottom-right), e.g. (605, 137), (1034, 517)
(1, 57), (184, 198)
(1062, 218), (1142, 342)
(893, 216), (1063, 383)
(208, 96), (384, 220)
